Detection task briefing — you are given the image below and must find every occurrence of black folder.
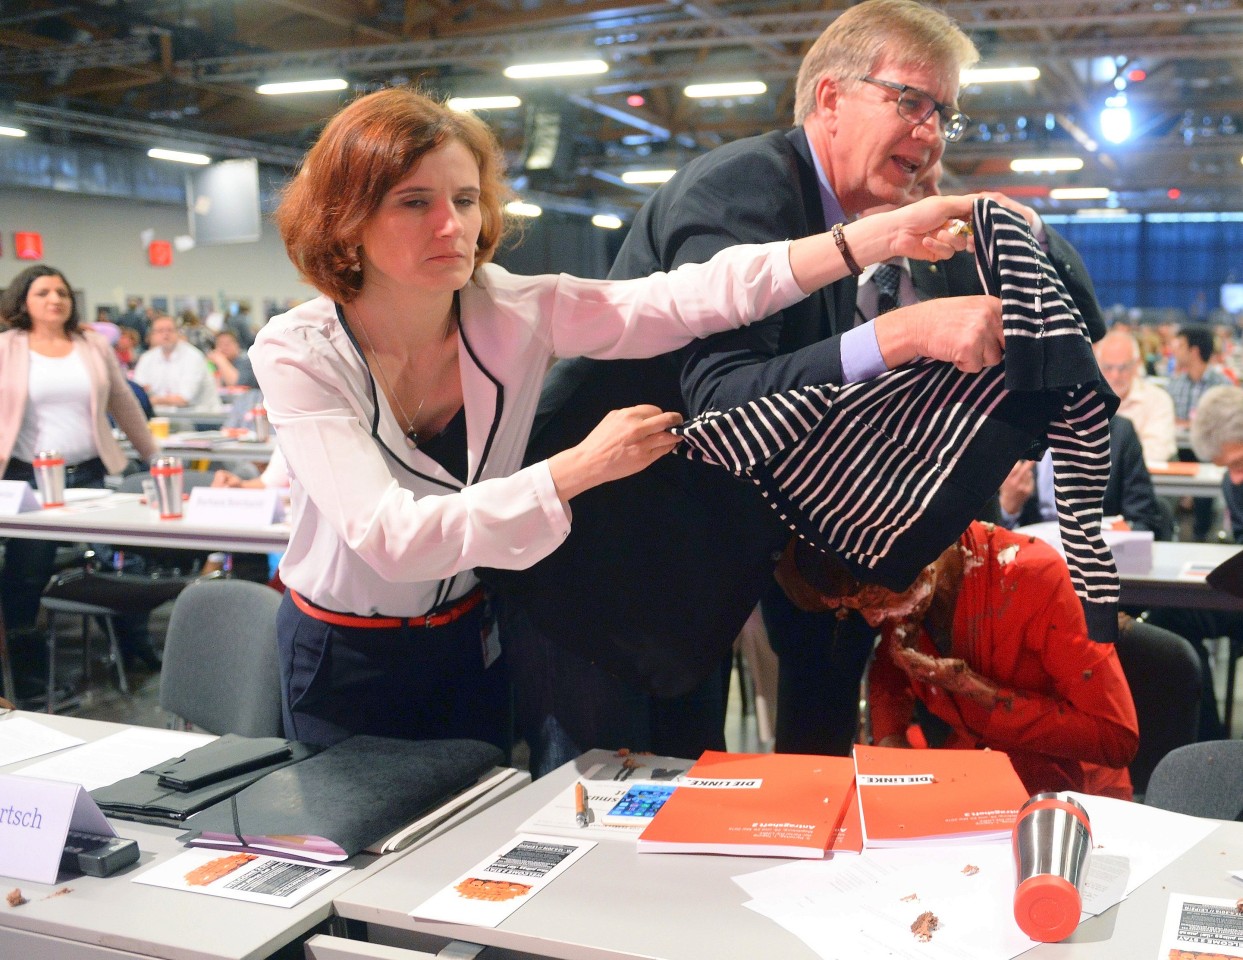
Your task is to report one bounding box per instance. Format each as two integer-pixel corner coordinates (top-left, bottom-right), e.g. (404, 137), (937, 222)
(178, 735), (504, 861)
(91, 735), (317, 825)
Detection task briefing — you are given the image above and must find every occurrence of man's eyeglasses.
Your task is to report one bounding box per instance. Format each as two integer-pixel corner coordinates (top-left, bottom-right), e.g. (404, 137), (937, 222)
(858, 76), (970, 143)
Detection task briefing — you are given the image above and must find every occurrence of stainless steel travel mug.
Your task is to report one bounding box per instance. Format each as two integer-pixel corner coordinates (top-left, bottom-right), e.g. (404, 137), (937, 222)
(33, 450), (66, 507)
(151, 456), (185, 519)
(1012, 791), (1092, 942)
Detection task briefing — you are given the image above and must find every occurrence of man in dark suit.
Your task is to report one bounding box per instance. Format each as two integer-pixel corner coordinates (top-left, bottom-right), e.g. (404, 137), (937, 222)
(490, 0), (1105, 773)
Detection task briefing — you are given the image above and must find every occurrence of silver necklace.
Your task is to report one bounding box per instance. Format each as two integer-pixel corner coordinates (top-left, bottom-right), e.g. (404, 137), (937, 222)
(355, 313), (449, 449)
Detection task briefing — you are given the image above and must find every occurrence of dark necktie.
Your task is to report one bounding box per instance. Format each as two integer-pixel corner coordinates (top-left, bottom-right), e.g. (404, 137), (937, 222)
(872, 262), (903, 317)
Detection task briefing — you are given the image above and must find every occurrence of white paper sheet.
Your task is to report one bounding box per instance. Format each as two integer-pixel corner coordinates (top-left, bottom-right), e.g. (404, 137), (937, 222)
(1158, 893), (1243, 958)
(133, 848), (348, 907)
(15, 727), (213, 790)
(0, 716), (84, 766)
(731, 793), (1221, 960)
(411, 833), (595, 928)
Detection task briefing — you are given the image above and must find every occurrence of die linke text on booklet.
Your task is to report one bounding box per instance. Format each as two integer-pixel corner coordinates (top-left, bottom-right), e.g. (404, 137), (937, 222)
(852, 744), (1029, 848)
(636, 750), (862, 859)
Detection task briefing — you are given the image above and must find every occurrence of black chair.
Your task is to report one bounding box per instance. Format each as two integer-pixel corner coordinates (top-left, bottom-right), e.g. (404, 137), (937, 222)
(38, 565), (208, 712)
(1115, 619), (1203, 798)
(1145, 740), (1243, 819)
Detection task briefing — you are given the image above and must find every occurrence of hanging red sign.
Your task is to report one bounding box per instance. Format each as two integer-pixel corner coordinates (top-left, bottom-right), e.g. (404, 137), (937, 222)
(148, 239), (173, 267)
(14, 232), (42, 260)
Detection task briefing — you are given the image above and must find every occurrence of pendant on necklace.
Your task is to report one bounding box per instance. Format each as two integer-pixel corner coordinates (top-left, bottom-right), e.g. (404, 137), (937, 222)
(405, 432), (418, 450)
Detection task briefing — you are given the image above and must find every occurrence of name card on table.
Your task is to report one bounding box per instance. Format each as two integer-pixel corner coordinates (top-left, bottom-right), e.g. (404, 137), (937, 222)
(0, 479), (41, 515)
(184, 487), (285, 527)
(0, 772), (115, 883)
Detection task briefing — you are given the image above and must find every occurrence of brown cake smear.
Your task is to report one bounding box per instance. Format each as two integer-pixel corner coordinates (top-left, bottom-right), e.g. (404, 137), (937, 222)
(911, 911), (940, 942)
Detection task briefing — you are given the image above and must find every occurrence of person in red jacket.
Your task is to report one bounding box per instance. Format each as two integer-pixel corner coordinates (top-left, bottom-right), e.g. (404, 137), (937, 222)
(778, 521), (1139, 800)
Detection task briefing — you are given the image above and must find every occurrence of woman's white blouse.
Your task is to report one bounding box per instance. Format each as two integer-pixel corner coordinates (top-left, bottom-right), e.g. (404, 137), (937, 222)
(252, 240), (803, 616)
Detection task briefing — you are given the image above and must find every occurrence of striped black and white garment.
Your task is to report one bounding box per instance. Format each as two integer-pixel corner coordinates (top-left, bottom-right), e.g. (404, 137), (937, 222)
(671, 198), (1120, 642)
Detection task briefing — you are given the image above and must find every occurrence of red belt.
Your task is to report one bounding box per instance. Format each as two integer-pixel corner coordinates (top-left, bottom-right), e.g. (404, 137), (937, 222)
(290, 587), (484, 629)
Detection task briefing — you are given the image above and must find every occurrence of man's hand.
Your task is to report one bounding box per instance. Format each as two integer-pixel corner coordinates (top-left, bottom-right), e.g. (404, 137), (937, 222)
(998, 460), (1035, 516)
(875, 295), (1004, 372)
(212, 469), (244, 488)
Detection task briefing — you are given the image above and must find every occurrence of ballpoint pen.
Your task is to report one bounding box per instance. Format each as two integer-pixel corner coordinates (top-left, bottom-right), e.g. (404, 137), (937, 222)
(574, 781), (590, 828)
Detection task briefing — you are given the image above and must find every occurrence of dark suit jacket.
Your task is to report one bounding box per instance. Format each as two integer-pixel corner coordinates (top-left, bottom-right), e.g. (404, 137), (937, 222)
(483, 127), (1105, 696)
(987, 414), (1172, 540)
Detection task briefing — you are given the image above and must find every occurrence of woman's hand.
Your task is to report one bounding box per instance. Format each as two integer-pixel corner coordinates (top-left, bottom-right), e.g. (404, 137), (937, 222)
(212, 469), (244, 488)
(548, 404), (683, 502)
(880, 194), (979, 262)
(890, 646), (1002, 707)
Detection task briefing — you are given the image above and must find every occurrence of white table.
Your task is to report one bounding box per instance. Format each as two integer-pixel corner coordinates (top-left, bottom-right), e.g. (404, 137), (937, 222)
(0, 491), (288, 554)
(153, 405), (229, 427)
(122, 437), (275, 466)
(0, 712), (526, 960)
(1118, 541), (1243, 612)
(1147, 461), (1224, 499)
(329, 749), (1243, 960)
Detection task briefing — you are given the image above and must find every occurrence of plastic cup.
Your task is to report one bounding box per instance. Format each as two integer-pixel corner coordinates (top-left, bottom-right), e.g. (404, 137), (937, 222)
(33, 450), (66, 507)
(151, 456), (184, 519)
(251, 406), (270, 442)
(149, 417), (170, 439)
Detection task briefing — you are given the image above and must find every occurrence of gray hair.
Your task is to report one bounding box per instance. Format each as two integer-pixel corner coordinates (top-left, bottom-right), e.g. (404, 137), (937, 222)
(793, 0), (979, 125)
(1191, 384), (1243, 461)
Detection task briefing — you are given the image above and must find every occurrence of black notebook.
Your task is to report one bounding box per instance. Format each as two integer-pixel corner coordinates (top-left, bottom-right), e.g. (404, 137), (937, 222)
(178, 735), (504, 862)
(91, 735), (317, 826)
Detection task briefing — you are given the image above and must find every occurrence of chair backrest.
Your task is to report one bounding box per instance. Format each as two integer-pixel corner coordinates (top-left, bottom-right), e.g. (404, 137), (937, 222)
(118, 469), (218, 493)
(160, 578), (284, 737)
(1145, 740), (1243, 820)
(1115, 620), (1203, 797)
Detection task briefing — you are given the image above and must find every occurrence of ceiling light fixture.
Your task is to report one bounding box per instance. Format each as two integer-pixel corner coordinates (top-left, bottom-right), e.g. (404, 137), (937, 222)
(1049, 187), (1111, 200)
(621, 169), (676, 184)
(1010, 157), (1084, 173)
(148, 147), (210, 165)
(503, 60), (608, 80)
(0, 126), (27, 138)
(684, 81), (767, 98)
(505, 200), (543, 217)
(592, 214), (623, 229)
(448, 96), (522, 112)
(256, 78), (348, 95)
(961, 66), (1040, 84)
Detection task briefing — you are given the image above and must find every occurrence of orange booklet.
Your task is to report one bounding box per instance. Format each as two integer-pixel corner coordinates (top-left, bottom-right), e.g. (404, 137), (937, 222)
(852, 745), (1029, 847)
(636, 751), (862, 858)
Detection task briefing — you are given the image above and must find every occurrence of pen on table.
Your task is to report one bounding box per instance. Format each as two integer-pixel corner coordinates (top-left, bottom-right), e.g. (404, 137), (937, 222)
(575, 781), (590, 828)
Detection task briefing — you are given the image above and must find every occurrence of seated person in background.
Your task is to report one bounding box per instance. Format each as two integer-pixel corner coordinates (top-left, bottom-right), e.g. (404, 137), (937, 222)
(1094, 329), (1176, 464)
(132, 314), (220, 410)
(1146, 383), (1243, 740)
(990, 414), (1171, 540)
(777, 521), (1139, 800)
(1167, 325), (1232, 540)
(211, 446), (289, 491)
(206, 329), (259, 390)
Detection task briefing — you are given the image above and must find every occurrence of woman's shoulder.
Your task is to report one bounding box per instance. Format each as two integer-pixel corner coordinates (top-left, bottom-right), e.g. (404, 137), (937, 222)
(254, 297), (337, 344)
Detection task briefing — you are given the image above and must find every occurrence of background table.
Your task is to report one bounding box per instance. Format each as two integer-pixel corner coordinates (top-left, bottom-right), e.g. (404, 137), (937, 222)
(331, 749), (1243, 960)
(0, 492), (288, 555)
(1119, 541), (1243, 612)
(1147, 462), (1224, 499)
